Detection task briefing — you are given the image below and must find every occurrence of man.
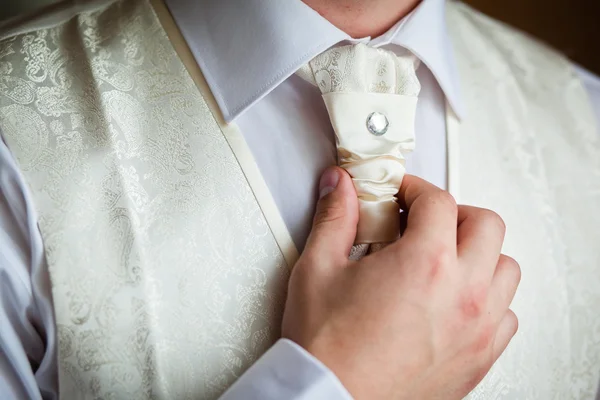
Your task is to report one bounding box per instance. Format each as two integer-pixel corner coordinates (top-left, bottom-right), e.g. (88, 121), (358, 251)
(0, 0), (598, 399)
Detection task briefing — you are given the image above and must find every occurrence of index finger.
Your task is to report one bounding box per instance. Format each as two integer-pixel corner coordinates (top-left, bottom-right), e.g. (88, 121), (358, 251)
(395, 174), (458, 247)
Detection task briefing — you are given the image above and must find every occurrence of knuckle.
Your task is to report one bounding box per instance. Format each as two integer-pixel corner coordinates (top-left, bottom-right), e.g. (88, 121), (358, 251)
(471, 322), (495, 354)
(499, 255), (522, 284)
(426, 243), (454, 281)
(479, 209), (506, 235)
(459, 284), (488, 320)
(432, 190), (457, 212)
(507, 310), (519, 335)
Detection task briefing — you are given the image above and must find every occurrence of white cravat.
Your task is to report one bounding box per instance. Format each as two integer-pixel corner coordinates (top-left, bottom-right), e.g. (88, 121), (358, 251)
(299, 44), (420, 254)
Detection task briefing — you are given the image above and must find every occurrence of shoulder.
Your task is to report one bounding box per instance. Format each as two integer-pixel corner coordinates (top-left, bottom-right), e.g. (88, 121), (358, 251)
(445, 0), (595, 124)
(446, 1), (572, 79)
(575, 66), (600, 132)
(446, 2), (598, 147)
(576, 66), (600, 99)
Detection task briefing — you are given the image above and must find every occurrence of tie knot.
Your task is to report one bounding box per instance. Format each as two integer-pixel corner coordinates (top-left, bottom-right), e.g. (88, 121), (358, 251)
(298, 43), (422, 245)
(298, 43), (421, 96)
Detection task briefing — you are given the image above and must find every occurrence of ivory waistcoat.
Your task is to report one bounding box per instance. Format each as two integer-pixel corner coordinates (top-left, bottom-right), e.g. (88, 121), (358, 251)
(0, 0), (598, 399)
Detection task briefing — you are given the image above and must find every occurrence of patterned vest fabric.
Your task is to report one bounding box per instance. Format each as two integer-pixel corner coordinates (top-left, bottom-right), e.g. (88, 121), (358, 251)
(447, 4), (600, 399)
(0, 1), (598, 399)
(0, 1), (290, 398)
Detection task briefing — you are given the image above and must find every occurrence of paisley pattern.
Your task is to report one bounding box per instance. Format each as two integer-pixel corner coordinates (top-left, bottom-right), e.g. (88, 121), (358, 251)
(447, 3), (600, 399)
(0, 0), (598, 399)
(0, 1), (289, 399)
(298, 44), (421, 96)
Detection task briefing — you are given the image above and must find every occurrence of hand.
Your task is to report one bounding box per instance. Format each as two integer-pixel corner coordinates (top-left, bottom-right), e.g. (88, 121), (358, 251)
(282, 167), (520, 400)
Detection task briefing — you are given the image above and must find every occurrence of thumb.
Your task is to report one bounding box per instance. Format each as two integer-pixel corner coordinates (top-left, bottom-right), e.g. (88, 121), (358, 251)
(303, 166), (359, 266)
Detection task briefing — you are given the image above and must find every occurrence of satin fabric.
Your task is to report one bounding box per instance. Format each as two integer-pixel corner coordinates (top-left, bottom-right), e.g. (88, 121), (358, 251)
(300, 44), (421, 244)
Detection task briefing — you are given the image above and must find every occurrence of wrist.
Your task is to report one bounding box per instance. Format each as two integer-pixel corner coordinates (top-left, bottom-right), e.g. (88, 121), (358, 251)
(302, 340), (375, 400)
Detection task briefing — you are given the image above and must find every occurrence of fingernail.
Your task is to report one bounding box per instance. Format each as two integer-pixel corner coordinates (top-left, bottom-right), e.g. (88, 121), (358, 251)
(319, 167), (340, 199)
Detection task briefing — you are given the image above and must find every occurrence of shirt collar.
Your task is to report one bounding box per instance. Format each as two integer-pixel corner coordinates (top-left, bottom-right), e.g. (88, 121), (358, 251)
(165, 0), (463, 122)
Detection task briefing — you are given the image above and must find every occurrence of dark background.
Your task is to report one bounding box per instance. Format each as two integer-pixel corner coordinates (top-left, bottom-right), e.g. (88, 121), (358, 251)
(463, 0), (600, 74)
(1, 0), (600, 74)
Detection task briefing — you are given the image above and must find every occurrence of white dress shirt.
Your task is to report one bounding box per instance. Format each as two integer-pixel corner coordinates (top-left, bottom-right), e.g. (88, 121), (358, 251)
(1, 0), (599, 399)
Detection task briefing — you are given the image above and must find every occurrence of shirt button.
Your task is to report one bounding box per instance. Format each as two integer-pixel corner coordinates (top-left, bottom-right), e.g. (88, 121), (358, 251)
(366, 112), (389, 136)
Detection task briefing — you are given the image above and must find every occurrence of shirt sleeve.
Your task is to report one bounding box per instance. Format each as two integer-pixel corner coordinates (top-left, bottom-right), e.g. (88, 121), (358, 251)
(575, 65), (600, 134)
(219, 339), (353, 400)
(0, 132), (58, 400)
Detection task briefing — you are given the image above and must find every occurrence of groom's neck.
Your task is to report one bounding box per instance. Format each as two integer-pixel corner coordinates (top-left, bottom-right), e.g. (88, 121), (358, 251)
(303, 0), (422, 38)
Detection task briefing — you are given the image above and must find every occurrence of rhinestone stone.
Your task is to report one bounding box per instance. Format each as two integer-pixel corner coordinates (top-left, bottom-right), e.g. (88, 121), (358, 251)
(366, 112), (389, 136)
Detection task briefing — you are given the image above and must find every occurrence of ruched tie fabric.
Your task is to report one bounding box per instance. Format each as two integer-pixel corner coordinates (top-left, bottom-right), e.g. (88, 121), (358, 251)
(298, 44), (421, 256)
